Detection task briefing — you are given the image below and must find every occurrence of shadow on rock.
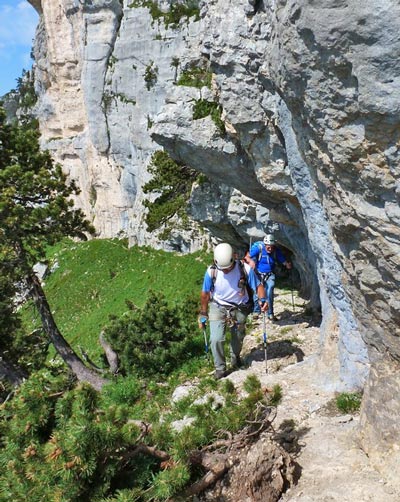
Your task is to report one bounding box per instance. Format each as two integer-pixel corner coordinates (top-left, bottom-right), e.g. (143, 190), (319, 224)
(246, 340), (305, 365)
(275, 308), (322, 328)
(273, 418), (310, 460)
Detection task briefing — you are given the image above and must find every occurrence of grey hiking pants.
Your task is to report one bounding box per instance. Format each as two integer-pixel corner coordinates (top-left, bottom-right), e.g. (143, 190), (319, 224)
(208, 302), (247, 371)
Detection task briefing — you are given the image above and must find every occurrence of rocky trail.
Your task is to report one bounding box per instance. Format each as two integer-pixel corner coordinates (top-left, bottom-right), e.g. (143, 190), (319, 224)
(222, 287), (400, 502)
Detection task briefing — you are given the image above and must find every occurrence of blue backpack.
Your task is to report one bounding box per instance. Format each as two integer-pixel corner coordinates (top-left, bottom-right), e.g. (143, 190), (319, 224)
(253, 241), (278, 271)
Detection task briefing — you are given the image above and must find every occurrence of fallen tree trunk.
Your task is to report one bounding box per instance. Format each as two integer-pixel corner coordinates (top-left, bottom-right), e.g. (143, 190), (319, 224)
(183, 404), (296, 500)
(187, 452), (236, 496)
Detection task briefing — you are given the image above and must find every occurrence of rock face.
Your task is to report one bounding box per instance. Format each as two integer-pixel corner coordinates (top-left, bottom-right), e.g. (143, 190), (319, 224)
(30, 0), (209, 252)
(29, 0), (399, 482)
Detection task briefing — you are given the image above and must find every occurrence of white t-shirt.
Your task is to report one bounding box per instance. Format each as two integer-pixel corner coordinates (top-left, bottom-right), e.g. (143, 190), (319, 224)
(203, 262), (251, 306)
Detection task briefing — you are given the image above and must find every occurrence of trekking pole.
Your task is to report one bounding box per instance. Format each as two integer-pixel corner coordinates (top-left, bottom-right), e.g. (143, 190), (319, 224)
(290, 268), (295, 313)
(202, 324), (210, 362)
(263, 311), (268, 373)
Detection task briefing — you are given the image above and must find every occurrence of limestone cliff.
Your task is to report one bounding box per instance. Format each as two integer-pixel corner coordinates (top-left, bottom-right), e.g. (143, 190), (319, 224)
(29, 0), (399, 483)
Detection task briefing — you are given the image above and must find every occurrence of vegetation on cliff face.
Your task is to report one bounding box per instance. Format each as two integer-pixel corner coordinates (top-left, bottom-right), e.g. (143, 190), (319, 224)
(128, 0), (200, 28)
(176, 64), (212, 89)
(193, 99), (225, 135)
(142, 150), (199, 239)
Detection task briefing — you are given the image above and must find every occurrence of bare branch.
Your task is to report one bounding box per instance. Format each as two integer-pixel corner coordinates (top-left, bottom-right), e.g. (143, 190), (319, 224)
(99, 331), (119, 374)
(79, 346), (107, 374)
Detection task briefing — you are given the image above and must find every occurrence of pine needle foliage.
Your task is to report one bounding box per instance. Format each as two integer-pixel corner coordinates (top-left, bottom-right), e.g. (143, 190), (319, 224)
(268, 384), (283, 406)
(192, 99), (225, 135)
(0, 105), (94, 381)
(243, 374), (262, 394)
(0, 371), (143, 502)
(0, 106), (94, 278)
(0, 369), (270, 500)
(142, 150), (198, 238)
(104, 291), (203, 377)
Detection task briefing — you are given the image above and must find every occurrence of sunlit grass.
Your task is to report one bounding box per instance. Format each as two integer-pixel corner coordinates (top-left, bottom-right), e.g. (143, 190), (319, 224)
(21, 238), (211, 363)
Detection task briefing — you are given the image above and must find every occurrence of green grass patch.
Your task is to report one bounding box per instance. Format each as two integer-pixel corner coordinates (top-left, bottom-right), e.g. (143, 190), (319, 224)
(21, 238), (211, 363)
(177, 66), (212, 88)
(193, 99), (225, 135)
(335, 392), (362, 414)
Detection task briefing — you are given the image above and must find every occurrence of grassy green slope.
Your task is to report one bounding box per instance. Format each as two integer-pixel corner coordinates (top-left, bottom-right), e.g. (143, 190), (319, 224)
(24, 238), (211, 362)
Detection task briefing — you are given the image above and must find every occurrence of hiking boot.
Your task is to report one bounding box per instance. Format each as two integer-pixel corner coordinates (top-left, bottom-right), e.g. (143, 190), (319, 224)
(214, 370), (226, 380)
(268, 314), (278, 322)
(252, 313), (260, 320)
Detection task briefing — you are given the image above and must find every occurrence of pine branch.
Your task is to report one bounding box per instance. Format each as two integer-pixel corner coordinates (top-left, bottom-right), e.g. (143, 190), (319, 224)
(120, 443), (170, 465)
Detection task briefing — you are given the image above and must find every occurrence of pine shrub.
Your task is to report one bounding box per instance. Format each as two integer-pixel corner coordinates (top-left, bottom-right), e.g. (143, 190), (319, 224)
(0, 371), (143, 502)
(142, 150), (198, 238)
(104, 291), (203, 378)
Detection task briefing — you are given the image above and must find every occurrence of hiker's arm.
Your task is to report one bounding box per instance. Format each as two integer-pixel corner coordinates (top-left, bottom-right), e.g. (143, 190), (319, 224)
(256, 283), (268, 312)
(246, 246), (258, 270)
(247, 258), (256, 269)
(277, 248), (292, 269)
(200, 291), (210, 314)
(198, 291), (210, 329)
(243, 252), (254, 267)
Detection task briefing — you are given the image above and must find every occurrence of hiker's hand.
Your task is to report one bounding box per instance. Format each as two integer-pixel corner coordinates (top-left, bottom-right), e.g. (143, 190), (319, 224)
(285, 261), (292, 270)
(198, 314), (208, 329)
(259, 299), (268, 312)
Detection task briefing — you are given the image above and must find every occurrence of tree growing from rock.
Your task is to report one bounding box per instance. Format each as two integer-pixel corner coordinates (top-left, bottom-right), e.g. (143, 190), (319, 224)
(0, 105), (106, 390)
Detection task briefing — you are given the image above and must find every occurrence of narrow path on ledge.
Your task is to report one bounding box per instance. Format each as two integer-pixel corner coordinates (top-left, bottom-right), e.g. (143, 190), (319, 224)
(224, 286), (399, 502)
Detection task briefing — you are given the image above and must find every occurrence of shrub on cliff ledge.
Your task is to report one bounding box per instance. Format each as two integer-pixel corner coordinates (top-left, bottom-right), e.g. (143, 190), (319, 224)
(193, 99), (225, 135)
(142, 150), (198, 239)
(336, 392), (362, 414)
(129, 0), (200, 28)
(177, 65), (212, 89)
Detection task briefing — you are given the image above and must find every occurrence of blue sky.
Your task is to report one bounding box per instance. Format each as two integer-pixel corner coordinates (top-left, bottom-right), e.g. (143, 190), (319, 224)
(0, 0), (39, 96)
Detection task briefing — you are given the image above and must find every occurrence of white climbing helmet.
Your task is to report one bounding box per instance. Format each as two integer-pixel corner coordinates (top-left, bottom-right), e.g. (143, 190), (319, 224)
(214, 243), (234, 270)
(263, 234), (275, 245)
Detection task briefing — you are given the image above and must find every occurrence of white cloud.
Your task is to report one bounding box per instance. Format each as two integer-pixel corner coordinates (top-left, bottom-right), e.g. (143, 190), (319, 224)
(0, 1), (38, 47)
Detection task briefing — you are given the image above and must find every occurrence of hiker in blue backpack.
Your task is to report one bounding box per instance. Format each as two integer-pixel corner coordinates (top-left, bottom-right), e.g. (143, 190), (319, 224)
(198, 243), (268, 380)
(246, 234), (292, 321)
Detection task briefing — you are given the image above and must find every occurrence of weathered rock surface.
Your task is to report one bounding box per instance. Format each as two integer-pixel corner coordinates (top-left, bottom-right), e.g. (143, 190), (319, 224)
(228, 290), (400, 501)
(154, 0), (400, 479)
(28, 0), (399, 487)
(30, 0), (210, 251)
